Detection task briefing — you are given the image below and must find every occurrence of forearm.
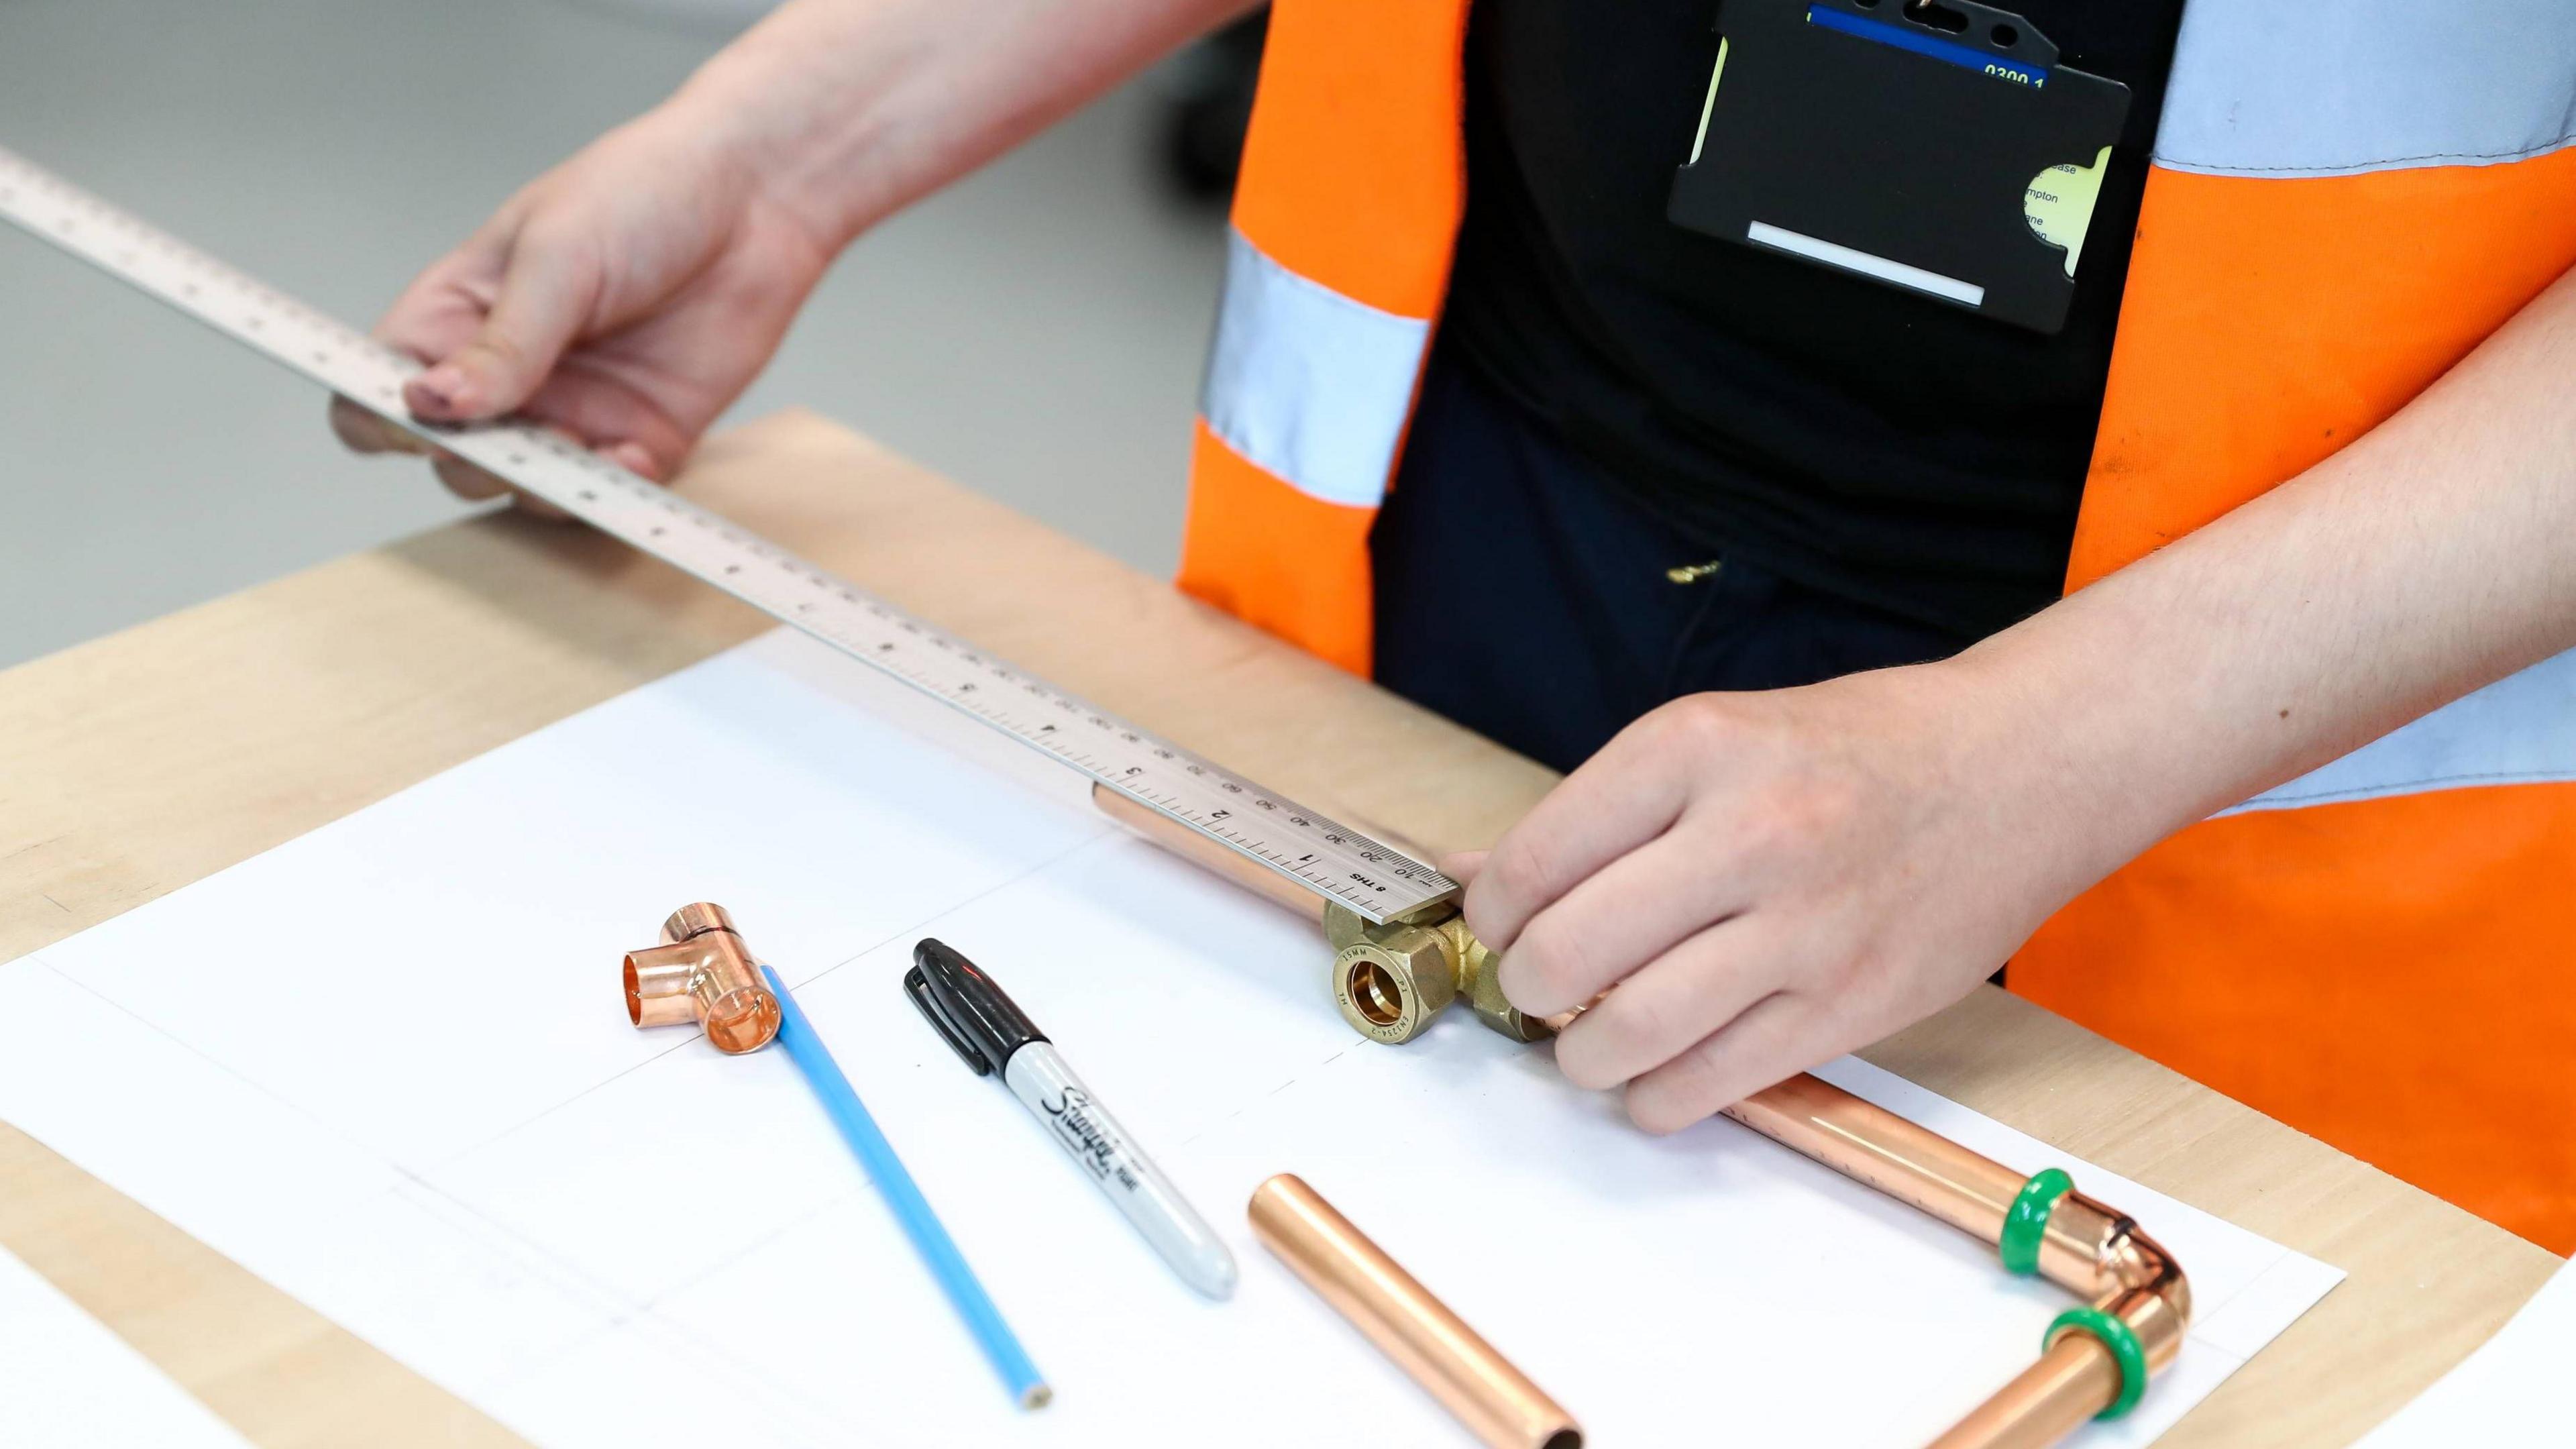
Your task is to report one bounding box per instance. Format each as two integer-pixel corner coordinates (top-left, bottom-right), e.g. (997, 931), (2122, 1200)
(1956, 264), (2576, 890)
(670, 0), (1258, 248)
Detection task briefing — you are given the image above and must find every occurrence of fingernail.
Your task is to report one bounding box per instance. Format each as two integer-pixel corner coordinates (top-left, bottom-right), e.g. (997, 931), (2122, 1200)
(609, 441), (658, 479)
(409, 364), (470, 417)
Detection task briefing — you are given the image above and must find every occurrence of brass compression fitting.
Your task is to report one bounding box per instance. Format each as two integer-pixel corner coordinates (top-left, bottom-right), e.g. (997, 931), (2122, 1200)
(1326, 902), (1548, 1044)
(1087, 782), (1523, 1045)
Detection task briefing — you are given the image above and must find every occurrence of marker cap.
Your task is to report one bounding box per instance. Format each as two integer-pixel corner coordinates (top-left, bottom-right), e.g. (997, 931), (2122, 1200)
(904, 938), (1046, 1076)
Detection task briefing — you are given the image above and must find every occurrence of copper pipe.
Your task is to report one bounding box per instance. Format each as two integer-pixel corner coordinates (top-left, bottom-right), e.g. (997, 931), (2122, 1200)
(621, 902), (780, 1054)
(1727, 1076), (2192, 1311)
(1248, 1175), (1581, 1449)
(1928, 1282), (2190, 1448)
(1090, 783), (1326, 921)
(1927, 1332), (2123, 1449)
(1725, 1074), (2029, 1254)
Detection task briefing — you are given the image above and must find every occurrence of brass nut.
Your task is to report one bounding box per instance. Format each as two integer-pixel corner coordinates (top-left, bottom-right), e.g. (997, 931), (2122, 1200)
(1332, 926), (1457, 1044)
(1321, 902), (1557, 1045)
(1323, 902), (1371, 953)
(1453, 926), (1552, 1043)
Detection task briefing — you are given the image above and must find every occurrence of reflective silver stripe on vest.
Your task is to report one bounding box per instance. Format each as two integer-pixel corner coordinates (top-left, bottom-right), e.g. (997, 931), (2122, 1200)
(2157, 0), (2576, 178)
(2228, 647), (2576, 814)
(1201, 226), (1430, 508)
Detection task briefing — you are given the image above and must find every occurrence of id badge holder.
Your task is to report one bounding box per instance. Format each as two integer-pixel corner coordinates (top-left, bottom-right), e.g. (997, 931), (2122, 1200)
(1670, 0), (2131, 334)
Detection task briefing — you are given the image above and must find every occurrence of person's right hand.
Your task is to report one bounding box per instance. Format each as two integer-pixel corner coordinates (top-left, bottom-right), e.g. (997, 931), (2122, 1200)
(329, 107), (837, 504)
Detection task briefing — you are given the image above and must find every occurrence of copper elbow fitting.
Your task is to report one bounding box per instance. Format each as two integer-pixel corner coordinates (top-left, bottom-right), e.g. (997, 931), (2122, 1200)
(623, 902), (781, 1054)
(1724, 1075), (2192, 1448)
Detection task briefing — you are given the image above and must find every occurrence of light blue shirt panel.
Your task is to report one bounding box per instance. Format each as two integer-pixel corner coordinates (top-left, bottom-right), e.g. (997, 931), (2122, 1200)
(2157, 1), (2576, 176)
(2231, 647), (2576, 812)
(1201, 227), (1430, 509)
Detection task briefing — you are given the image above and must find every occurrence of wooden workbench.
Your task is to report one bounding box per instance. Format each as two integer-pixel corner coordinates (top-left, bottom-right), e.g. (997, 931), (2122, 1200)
(0, 411), (2557, 1448)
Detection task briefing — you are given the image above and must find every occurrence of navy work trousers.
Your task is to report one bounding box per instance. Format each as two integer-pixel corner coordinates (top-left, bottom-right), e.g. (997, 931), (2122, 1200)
(1370, 349), (1969, 775)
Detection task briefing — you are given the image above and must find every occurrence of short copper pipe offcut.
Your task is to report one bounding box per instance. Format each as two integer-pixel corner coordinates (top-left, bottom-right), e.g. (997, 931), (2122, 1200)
(1249, 1174), (1580, 1449)
(623, 901), (782, 1054)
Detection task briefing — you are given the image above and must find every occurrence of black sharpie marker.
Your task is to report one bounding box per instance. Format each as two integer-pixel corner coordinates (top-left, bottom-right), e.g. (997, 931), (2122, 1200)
(906, 938), (1238, 1300)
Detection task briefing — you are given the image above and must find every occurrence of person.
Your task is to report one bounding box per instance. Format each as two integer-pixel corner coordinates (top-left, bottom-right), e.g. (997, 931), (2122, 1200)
(334, 0), (2576, 1252)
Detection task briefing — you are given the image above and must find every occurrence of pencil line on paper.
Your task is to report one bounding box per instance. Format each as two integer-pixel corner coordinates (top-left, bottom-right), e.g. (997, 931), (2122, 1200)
(382, 1169), (644, 1320)
(2178, 1242), (2292, 1332)
(633, 1187), (868, 1313)
(34, 959), (403, 1179)
(441, 1031), (709, 1165)
(788, 830), (1109, 994)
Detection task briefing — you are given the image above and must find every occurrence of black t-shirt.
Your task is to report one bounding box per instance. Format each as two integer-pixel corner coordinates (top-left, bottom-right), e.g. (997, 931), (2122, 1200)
(1440, 0), (2187, 642)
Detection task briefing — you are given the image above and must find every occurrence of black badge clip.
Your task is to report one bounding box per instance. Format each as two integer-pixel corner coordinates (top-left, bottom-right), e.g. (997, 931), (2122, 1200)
(1670, 0), (2130, 333)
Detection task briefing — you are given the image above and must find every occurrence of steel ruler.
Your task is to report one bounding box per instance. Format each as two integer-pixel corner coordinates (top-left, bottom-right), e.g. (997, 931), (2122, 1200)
(0, 144), (1455, 924)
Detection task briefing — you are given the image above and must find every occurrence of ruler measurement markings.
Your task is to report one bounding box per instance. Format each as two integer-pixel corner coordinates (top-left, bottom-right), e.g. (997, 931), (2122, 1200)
(0, 146), (1454, 923)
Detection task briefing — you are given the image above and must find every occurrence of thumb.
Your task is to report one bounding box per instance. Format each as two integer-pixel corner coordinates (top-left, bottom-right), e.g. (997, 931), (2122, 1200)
(405, 231), (594, 423)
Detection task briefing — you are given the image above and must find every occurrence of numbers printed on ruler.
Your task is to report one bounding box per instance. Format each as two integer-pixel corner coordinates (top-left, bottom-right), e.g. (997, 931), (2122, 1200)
(0, 145), (1457, 923)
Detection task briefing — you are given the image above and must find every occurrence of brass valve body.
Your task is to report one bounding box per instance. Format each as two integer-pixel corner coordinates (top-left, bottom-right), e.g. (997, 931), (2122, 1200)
(1324, 903), (1548, 1045)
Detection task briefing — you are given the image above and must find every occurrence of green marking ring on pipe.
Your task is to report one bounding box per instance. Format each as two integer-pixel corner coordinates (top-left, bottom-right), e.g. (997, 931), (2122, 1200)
(2045, 1305), (2150, 1419)
(1999, 1167), (2074, 1276)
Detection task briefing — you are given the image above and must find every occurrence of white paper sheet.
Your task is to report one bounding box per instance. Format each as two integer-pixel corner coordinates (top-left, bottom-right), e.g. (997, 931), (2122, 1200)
(0, 629), (2341, 1447)
(2354, 1254), (2571, 1444)
(0, 1242), (252, 1447)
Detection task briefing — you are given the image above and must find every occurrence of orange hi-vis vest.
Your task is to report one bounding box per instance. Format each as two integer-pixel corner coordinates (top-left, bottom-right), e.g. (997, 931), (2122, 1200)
(1175, 0), (2576, 1252)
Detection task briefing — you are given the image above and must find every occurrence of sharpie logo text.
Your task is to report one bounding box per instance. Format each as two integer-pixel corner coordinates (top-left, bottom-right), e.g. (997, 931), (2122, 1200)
(1043, 1087), (1142, 1191)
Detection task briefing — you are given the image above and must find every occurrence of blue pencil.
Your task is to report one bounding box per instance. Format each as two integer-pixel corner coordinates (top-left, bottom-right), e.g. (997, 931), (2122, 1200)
(759, 965), (1051, 1409)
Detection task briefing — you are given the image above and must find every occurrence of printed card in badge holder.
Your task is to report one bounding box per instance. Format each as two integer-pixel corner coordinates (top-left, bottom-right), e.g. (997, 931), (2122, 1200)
(1670, 0), (2131, 333)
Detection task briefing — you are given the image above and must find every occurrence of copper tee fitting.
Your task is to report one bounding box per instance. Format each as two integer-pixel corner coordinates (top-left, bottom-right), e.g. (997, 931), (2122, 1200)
(622, 902), (782, 1054)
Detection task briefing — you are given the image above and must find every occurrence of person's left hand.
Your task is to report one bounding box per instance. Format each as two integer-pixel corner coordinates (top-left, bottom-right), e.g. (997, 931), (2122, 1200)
(1451, 661), (2107, 1132)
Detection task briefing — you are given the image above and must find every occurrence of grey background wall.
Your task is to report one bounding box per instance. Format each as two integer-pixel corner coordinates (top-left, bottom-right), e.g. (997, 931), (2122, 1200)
(0, 0), (1226, 668)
